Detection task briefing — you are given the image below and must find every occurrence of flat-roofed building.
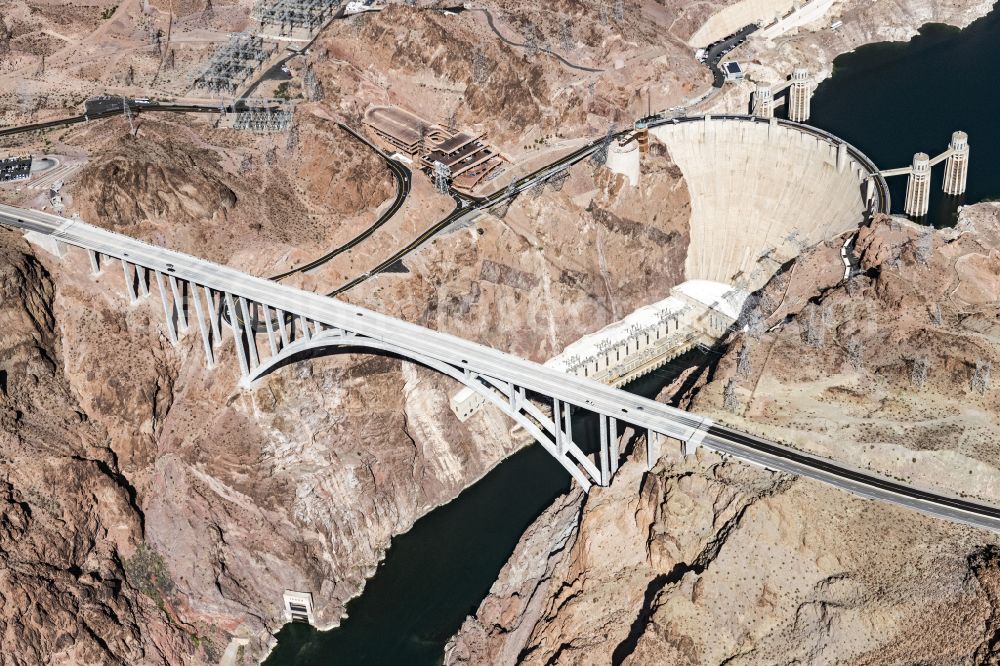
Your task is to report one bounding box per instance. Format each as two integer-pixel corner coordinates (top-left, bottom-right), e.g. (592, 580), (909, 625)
(363, 105), (506, 191)
(364, 106), (427, 158)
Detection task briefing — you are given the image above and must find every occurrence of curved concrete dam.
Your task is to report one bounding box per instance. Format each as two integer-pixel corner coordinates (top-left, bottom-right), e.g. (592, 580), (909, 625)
(650, 116), (882, 291)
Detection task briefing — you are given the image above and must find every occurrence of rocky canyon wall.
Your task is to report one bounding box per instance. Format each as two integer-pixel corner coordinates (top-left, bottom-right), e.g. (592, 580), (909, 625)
(446, 206), (1000, 665)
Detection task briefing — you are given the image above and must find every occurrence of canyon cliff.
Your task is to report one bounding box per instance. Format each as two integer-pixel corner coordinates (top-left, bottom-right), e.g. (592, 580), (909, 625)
(445, 207), (1000, 665)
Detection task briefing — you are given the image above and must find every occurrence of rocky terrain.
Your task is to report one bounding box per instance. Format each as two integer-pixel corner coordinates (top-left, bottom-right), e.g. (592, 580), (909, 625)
(693, 210), (1000, 502)
(0, 233), (195, 664)
(309, 1), (708, 154)
(446, 205), (1000, 665)
(68, 113), (396, 272)
(1, 0), (998, 663)
(0, 97), (696, 665)
(352, 144), (691, 361)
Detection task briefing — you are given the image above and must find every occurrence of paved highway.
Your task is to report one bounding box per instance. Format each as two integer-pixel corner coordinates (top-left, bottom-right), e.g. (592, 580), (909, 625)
(2, 204), (1000, 531)
(465, 7), (603, 73)
(331, 114), (890, 296)
(269, 122), (412, 280)
(0, 98), (266, 139)
(327, 133), (609, 295)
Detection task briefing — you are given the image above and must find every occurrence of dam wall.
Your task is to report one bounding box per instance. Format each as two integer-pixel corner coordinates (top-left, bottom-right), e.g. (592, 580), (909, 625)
(651, 117), (869, 291)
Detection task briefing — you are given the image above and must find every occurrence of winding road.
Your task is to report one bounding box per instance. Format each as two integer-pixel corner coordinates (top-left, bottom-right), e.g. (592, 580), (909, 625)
(465, 7), (603, 73)
(269, 123), (412, 280)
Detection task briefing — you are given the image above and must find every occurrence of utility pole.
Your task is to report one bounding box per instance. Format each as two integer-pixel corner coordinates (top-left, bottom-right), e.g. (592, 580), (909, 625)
(123, 98), (136, 136)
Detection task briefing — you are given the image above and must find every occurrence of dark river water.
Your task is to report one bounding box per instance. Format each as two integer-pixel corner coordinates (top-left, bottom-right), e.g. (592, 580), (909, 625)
(263, 353), (707, 665)
(265, 10), (1000, 663)
(809, 5), (1000, 227)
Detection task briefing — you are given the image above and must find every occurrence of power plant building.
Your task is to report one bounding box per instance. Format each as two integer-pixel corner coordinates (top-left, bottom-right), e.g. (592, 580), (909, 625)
(364, 105), (505, 190)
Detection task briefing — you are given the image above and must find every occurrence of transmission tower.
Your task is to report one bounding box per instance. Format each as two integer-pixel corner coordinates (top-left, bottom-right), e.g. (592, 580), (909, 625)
(433, 161), (451, 194)
(123, 98), (136, 136)
(560, 19), (573, 52)
(591, 124), (616, 166)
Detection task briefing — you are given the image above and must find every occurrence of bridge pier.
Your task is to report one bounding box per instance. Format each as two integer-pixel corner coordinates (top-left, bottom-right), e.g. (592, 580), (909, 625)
(190, 282), (215, 368)
(154, 271), (179, 344)
(88, 249), (101, 274)
(238, 297), (260, 369)
(224, 292), (250, 378)
(262, 304), (279, 357)
(121, 259), (138, 304)
(904, 152), (931, 217)
(942, 131), (969, 195)
(136, 266), (150, 298)
(168, 275), (188, 332)
(204, 287), (223, 348)
(646, 431), (662, 471)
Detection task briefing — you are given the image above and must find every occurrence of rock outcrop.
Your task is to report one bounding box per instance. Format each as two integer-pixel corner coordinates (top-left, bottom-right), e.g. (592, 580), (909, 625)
(446, 207), (1000, 664)
(0, 229), (200, 664)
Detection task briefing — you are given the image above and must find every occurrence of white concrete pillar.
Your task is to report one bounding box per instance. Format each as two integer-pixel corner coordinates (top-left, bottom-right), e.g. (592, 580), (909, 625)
(599, 415), (611, 486)
(238, 297), (260, 369)
(275, 308), (291, 347)
(553, 400), (565, 455)
(154, 271), (179, 344)
(609, 416), (620, 475)
(88, 249), (101, 274)
(224, 292), (250, 378)
(168, 275), (188, 331)
(298, 315), (312, 342)
(904, 152), (931, 217)
(942, 131), (969, 195)
(646, 431), (660, 471)
(203, 286), (222, 347)
(190, 282), (215, 368)
(137, 267), (150, 298)
(262, 304), (279, 356)
(121, 259), (137, 304)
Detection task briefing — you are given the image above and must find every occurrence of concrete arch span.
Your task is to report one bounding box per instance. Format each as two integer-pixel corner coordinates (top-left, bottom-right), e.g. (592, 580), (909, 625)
(245, 330), (598, 489)
(651, 116), (880, 292)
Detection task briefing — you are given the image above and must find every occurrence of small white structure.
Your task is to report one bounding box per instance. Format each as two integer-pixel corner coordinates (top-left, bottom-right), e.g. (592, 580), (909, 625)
(283, 590), (315, 624)
(724, 61), (745, 81)
(344, 0), (379, 15)
(605, 138), (640, 187)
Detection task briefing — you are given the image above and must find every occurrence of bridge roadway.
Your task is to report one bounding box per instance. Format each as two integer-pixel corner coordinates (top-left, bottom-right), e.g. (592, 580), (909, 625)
(880, 148), (956, 178)
(3, 204), (1000, 531)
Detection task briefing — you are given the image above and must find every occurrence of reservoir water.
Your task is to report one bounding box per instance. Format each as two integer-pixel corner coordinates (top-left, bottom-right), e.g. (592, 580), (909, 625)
(265, 10), (1000, 662)
(809, 6), (1000, 227)
(263, 354), (706, 665)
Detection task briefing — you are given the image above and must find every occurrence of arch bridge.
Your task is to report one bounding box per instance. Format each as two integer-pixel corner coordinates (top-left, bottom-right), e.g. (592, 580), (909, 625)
(4, 205), (1000, 531)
